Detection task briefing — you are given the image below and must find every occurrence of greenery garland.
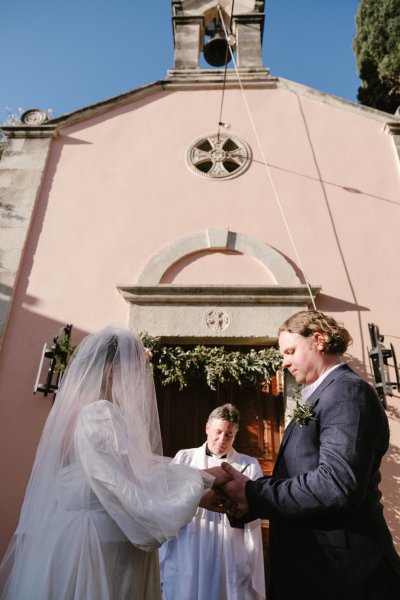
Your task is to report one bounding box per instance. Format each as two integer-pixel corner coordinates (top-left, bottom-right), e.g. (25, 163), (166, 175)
(140, 333), (283, 391)
(53, 333), (76, 374)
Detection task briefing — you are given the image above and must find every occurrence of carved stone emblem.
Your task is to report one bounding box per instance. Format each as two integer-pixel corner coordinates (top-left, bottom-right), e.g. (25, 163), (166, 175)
(20, 109), (48, 126)
(187, 133), (252, 180)
(205, 309), (231, 331)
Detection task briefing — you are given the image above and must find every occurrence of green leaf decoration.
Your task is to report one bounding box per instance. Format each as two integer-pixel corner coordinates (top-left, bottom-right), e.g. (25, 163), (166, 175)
(53, 334), (76, 374)
(140, 332), (283, 391)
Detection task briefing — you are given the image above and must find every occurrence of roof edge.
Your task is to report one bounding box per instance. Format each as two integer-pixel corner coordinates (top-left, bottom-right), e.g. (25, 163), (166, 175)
(276, 77), (400, 123)
(2, 74), (399, 133)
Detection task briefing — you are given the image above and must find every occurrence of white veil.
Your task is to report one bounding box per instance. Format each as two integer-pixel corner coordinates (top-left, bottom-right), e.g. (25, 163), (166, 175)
(0, 327), (209, 598)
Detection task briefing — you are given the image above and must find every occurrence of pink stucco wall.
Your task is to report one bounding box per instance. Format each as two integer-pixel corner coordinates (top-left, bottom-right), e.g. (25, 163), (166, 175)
(1, 83), (399, 555)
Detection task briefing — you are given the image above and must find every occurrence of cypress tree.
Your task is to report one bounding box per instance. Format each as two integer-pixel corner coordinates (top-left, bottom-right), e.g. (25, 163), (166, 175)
(353, 0), (400, 113)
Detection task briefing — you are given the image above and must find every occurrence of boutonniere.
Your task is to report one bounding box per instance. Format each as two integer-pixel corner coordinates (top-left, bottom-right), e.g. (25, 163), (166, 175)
(292, 390), (317, 427)
(292, 400), (317, 427)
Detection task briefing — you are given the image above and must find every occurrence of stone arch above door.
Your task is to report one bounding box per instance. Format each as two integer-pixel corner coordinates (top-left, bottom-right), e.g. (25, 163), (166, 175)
(118, 228), (320, 343)
(137, 228), (300, 286)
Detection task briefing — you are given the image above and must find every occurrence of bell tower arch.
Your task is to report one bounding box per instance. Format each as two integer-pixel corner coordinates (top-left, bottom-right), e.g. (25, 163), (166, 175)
(170, 0), (268, 75)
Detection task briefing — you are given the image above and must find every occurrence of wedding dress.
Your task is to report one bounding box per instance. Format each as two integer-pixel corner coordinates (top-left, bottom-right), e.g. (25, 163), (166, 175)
(0, 327), (210, 599)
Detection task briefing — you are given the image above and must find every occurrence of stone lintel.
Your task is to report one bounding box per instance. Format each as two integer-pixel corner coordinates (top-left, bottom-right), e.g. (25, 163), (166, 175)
(118, 284), (320, 342)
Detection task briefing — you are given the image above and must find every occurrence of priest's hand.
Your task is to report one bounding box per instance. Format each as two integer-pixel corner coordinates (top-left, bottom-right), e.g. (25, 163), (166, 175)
(203, 466), (232, 487)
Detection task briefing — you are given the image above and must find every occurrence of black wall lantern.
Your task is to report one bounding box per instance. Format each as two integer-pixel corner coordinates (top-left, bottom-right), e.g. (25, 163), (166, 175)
(368, 322), (400, 408)
(34, 324), (74, 399)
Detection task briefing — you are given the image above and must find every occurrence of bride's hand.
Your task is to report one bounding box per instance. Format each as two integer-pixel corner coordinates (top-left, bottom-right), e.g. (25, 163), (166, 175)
(199, 489), (232, 513)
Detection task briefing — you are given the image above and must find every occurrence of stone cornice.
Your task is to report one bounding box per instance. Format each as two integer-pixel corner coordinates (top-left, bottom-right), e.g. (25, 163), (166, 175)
(47, 76), (399, 128)
(4, 73), (396, 135)
(118, 284), (321, 305)
(46, 81), (167, 127)
(384, 122), (400, 135)
(0, 125), (56, 139)
(166, 69), (273, 86)
(277, 78), (400, 124)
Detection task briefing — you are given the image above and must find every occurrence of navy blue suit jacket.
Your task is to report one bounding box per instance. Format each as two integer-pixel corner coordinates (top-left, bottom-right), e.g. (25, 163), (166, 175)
(245, 364), (400, 600)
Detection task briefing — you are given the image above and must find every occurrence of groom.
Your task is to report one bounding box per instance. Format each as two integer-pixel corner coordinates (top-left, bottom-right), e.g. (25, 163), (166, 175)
(220, 310), (400, 600)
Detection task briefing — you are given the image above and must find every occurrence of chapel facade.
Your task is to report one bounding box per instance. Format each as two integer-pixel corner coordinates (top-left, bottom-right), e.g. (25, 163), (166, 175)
(1, 0), (400, 563)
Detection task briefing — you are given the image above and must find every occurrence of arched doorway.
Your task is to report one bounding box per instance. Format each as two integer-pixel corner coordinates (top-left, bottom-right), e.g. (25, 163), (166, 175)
(155, 353), (284, 588)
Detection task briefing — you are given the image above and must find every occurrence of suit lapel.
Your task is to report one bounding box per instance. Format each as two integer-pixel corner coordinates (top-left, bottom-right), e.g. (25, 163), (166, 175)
(273, 419), (296, 471)
(273, 363), (351, 473)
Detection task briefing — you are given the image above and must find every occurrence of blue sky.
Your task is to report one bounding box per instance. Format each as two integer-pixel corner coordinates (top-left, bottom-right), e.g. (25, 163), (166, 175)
(0, 0), (361, 123)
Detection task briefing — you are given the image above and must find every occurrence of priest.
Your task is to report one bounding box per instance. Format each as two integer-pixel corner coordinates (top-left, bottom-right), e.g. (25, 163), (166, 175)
(159, 403), (265, 600)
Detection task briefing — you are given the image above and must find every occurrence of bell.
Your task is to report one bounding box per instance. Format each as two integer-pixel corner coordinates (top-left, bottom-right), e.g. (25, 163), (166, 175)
(203, 33), (231, 67)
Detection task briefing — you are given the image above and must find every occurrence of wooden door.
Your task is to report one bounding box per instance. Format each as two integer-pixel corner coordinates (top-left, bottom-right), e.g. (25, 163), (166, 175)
(155, 377), (283, 472)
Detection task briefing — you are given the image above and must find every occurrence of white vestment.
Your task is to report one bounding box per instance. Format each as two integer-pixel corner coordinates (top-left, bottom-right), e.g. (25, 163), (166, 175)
(160, 443), (266, 600)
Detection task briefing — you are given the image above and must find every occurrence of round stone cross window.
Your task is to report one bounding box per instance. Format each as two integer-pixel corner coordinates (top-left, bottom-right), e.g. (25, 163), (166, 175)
(187, 132), (252, 180)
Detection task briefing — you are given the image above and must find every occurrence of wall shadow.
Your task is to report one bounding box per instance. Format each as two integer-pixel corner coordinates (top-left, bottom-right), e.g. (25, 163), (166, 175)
(381, 400), (400, 552)
(336, 355), (400, 551)
(0, 307), (88, 559)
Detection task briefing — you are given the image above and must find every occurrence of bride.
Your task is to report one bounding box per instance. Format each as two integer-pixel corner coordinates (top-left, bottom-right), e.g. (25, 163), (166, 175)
(0, 327), (226, 599)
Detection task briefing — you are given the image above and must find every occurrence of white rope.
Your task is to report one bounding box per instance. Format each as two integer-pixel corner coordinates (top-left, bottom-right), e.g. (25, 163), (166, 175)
(217, 6), (316, 310)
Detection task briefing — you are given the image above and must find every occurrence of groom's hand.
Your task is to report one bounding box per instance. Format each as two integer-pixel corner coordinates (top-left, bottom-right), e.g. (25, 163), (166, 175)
(221, 462), (249, 514)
